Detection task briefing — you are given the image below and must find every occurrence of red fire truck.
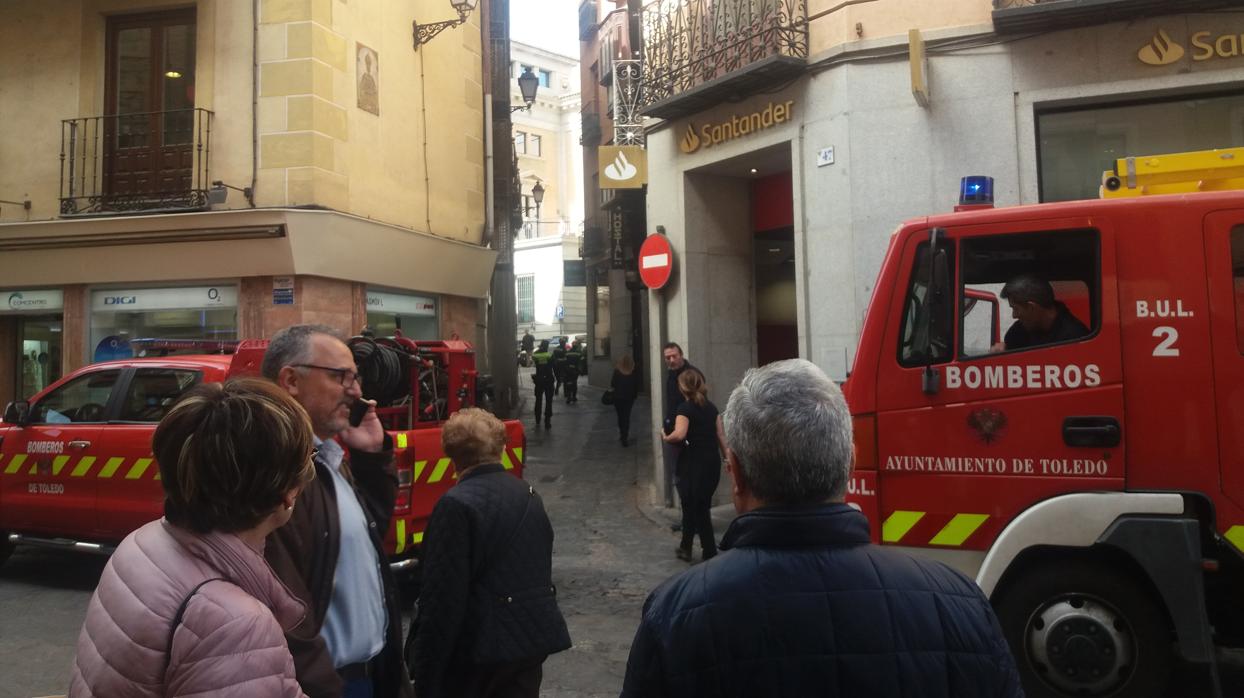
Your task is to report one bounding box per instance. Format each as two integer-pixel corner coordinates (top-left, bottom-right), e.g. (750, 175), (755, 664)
(842, 153), (1244, 698)
(0, 334), (523, 573)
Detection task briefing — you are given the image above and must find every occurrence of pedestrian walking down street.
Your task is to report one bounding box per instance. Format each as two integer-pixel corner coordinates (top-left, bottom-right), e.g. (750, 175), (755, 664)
(563, 342), (583, 404)
(610, 353), (642, 447)
(551, 341), (568, 396)
(662, 368), (725, 562)
(531, 339), (555, 429)
(621, 359), (1023, 698)
(262, 325), (413, 698)
(70, 378), (315, 698)
(408, 409), (571, 698)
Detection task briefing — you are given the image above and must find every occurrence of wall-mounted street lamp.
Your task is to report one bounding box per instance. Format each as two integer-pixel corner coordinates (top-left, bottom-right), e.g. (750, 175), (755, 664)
(531, 180), (545, 236)
(0, 197), (31, 217)
(413, 0), (479, 50)
(209, 180), (255, 208)
(511, 66), (540, 113)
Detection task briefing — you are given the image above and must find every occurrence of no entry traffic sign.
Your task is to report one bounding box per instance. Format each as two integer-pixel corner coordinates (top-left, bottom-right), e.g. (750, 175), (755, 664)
(638, 233), (674, 290)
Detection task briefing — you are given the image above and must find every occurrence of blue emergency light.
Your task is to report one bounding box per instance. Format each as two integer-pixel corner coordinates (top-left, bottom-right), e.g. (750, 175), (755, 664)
(959, 176), (994, 206)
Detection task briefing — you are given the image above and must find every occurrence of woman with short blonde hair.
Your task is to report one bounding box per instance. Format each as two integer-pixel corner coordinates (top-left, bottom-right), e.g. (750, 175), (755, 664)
(71, 378), (314, 698)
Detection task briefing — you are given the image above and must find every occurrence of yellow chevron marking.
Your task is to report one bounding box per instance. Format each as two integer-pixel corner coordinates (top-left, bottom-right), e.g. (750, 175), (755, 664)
(428, 458), (452, 484)
(414, 460), (428, 483)
(1225, 526), (1244, 553)
(72, 456), (97, 477)
(5, 454), (27, 474)
(396, 519), (407, 555)
(500, 450), (514, 470)
(514, 447), (523, 463)
(125, 458), (154, 480)
(51, 455), (71, 475)
(882, 510), (925, 543)
(411, 531), (424, 545)
(396, 433), (408, 449)
(98, 457), (126, 478)
(930, 514), (990, 547)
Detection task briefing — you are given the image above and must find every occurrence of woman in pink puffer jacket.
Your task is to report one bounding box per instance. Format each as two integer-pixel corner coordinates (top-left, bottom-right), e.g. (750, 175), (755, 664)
(70, 378), (316, 697)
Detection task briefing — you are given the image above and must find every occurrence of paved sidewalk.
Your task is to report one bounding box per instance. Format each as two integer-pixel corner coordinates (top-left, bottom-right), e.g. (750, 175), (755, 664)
(514, 376), (728, 697)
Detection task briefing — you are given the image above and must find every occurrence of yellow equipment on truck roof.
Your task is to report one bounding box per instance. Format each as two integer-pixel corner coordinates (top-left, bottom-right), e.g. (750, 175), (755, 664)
(1100, 146), (1244, 198)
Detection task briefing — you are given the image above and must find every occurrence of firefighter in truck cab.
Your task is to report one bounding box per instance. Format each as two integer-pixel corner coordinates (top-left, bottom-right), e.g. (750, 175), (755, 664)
(990, 274), (1089, 353)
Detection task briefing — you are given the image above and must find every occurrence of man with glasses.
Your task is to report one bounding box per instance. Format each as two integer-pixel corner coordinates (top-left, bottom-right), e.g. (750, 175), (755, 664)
(261, 324), (413, 698)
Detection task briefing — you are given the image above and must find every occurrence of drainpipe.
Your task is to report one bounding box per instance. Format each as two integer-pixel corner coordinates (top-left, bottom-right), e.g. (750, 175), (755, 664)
(251, 0), (259, 205)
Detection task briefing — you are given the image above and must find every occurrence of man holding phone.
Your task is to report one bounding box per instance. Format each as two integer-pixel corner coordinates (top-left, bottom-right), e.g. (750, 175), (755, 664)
(261, 325), (413, 698)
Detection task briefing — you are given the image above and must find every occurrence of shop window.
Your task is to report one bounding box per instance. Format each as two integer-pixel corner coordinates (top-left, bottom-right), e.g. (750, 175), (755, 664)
(529, 134), (542, 157)
(118, 368), (199, 422)
(1038, 92), (1244, 202)
(898, 241), (954, 367)
(960, 230), (1098, 358)
(517, 275), (535, 324)
(31, 370), (121, 424)
(593, 270), (611, 357)
(89, 286), (238, 362)
(1232, 227), (1244, 355)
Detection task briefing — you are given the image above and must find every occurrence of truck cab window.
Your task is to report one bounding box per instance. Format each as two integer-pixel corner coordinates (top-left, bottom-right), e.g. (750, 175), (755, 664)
(898, 240), (954, 367)
(960, 229), (1098, 357)
(31, 370), (121, 423)
(118, 369), (200, 422)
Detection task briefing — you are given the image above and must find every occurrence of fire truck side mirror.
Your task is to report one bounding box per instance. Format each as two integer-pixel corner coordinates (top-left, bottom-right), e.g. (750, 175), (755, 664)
(3, 400), (30, 426)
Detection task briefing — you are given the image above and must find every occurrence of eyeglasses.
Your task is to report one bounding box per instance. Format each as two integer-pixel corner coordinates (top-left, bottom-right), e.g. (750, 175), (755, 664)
(293, 364), (361, 388)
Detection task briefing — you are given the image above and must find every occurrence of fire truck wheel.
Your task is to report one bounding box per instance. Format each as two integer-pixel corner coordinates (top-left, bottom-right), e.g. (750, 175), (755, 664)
(995, 560), (1172, 698)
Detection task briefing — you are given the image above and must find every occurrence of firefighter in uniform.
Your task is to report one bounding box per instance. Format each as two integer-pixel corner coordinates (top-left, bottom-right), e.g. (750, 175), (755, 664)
(563, 342), (583, 404)
(531, 339), (555, 429)
(551, 341), (568, 396)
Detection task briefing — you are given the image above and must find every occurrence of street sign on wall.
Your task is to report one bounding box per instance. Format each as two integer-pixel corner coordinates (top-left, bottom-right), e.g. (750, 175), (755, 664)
(638, 233), (674, 290)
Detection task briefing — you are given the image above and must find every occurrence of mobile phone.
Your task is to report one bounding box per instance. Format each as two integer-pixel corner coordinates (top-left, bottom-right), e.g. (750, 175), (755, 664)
(348, 399), (370, 428)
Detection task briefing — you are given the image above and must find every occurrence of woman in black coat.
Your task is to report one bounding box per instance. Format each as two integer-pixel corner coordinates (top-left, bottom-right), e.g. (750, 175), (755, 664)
(662, 368), (726, 562)
(610, 354), (642, 447)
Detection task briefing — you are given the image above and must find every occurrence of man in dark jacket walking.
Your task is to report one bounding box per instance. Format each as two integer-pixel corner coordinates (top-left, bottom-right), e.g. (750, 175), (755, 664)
(410, 408), (571, 697)
(262, 324), (413, 698)
(621, 359), (1023, 698)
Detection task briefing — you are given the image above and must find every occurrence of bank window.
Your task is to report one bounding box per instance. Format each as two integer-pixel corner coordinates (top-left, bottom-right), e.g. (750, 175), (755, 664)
(1037, 92), (1244, 202)
(118, 368), (199, 422)
(1232, 227), (1244, 354)
(960, 229), (1098, 358)
(898, 240), (955, 367)
(514, 131), (526, 155)
(517, 275), (535, 324)
(32, 370), (120, 424)
(529, 134), (542, 157)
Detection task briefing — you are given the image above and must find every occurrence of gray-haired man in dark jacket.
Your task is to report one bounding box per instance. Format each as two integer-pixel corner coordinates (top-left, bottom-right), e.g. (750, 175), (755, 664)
(621, 359), (1023, 698)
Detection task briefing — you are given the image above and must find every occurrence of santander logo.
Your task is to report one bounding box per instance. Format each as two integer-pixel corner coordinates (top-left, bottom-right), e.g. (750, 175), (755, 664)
(1137, 29), (1184, 66)
(604, 150), (638, 181)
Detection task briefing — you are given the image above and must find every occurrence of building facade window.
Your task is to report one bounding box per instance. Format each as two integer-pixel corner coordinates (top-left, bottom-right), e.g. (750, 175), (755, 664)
(89, 285), (238, 362)
(529, 134), (542, 157)
(517, 275), (535, 324)
(1037, 92), (1244, 202)
(514, 131), (526, 154)
(538, 69), (551, 87)
(365, 290), (438, 339)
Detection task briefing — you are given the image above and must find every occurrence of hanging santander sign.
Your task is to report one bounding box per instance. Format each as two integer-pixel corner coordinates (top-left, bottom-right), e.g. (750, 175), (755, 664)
(638, 233), (674, 290)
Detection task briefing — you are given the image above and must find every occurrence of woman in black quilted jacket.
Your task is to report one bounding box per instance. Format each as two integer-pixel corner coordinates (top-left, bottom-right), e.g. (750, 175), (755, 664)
(407, 408), (571, 698)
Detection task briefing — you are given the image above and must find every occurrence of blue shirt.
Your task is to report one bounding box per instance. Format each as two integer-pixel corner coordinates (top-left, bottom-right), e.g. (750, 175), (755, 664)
(316, 438), (387, 667)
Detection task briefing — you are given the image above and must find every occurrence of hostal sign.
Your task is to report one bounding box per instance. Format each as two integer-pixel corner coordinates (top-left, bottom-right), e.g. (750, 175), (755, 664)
(680, 101), (795, 154)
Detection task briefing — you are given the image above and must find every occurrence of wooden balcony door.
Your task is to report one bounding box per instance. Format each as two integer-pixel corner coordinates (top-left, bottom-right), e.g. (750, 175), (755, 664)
(104, 10), (196, 203)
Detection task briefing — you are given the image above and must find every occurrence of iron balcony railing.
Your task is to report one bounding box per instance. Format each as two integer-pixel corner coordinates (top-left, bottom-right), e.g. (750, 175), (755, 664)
(641, 0), (808, 108)
(60, 108), (213, 215)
